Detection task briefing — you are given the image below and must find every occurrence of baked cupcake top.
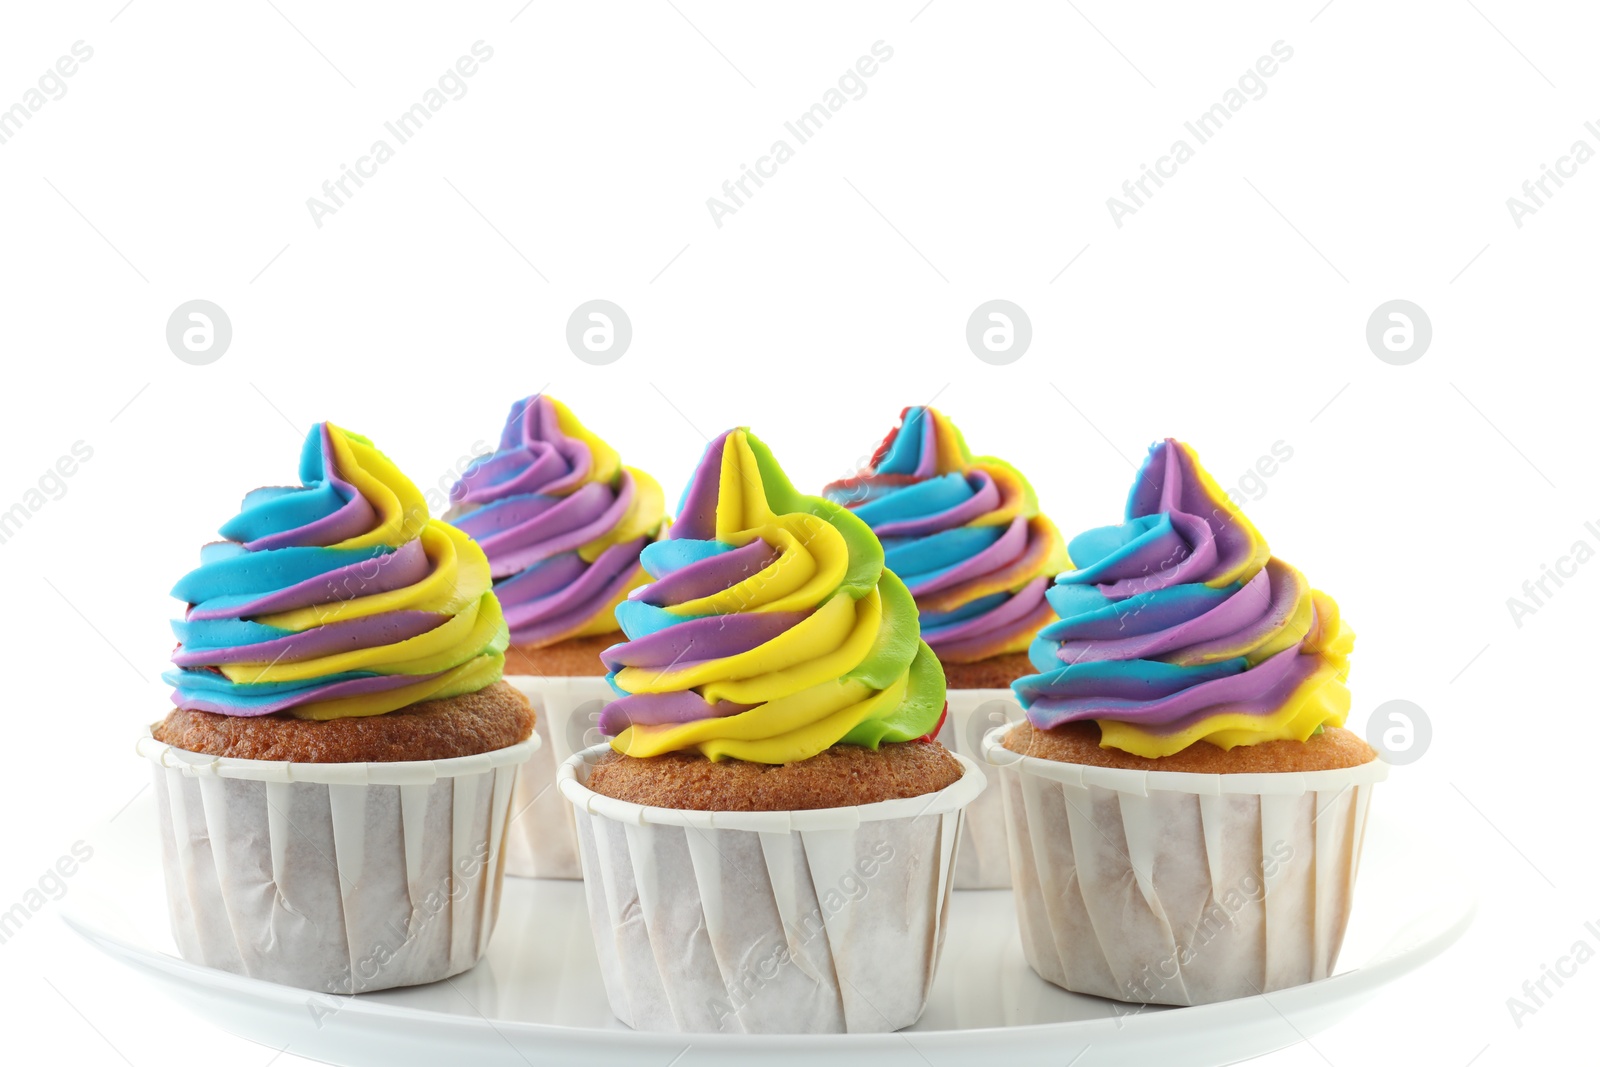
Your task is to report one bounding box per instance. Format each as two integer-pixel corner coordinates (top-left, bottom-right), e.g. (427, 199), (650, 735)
(165, 423), (508, 720)
(598, 428), (946, 764)
(1013, 439), (1352, 758)
(823, 406), (1069, 663)
(447, 395), (667, 648)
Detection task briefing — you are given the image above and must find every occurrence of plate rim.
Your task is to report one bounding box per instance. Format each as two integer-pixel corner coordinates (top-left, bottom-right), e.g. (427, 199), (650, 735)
(63, 868), (1476, 1051)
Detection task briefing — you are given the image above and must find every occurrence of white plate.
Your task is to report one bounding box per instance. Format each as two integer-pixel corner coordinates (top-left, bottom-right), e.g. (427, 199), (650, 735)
(64, 790), (1473, 1066)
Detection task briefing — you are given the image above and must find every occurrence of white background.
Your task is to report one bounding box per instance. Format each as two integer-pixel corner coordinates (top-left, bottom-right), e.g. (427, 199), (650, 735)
(0, 1), (1594, 1063)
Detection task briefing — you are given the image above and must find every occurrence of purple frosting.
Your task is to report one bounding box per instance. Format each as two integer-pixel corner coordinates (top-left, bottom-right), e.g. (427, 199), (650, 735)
(446, 395), (664, 649)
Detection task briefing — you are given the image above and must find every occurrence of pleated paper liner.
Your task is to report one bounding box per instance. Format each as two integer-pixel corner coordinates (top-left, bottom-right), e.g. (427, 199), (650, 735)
(983, 724), (1388, 1006)
(935, 688), (1025, 889)
(137, 730), (538, 994)
(558, 744), (986, 1033)
(501, 675), (614, 879)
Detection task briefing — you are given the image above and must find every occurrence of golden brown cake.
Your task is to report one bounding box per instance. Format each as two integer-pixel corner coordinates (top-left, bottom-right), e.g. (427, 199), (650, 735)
(940, 651), (1034, 691)
(153, 681), (534, 763)
(586, 741), (963, 811)
(501, 633), (614, 678)
(1001, 719), (1376, 773)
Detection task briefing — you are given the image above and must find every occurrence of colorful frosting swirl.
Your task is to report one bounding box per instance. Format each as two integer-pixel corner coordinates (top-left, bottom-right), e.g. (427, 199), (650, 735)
(599, 428), (946, 764)
(447, 396), (666, 649)
(1013, 439), (1352, 758)
(165, 423), (507, 720)
(823, 407), (1069, 663)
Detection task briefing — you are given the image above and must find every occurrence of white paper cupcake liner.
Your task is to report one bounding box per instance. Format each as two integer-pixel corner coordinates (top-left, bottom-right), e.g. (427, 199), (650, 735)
(558, 744), (986, 1033)
(501, 675), (614, 879)
(983, 725), (1388, 1006)
(137, 730), (538, 994)
(936, 689), (1024, 889)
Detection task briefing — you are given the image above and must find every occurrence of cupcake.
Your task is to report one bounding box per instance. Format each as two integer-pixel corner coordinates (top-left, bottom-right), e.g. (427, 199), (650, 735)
(558, 427), (984, 1034)
(142, 422), (537, 994)
(446, 395), (667, 879)
(986, 438), (1386, 1005)
(823, 406), (1068, 888)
